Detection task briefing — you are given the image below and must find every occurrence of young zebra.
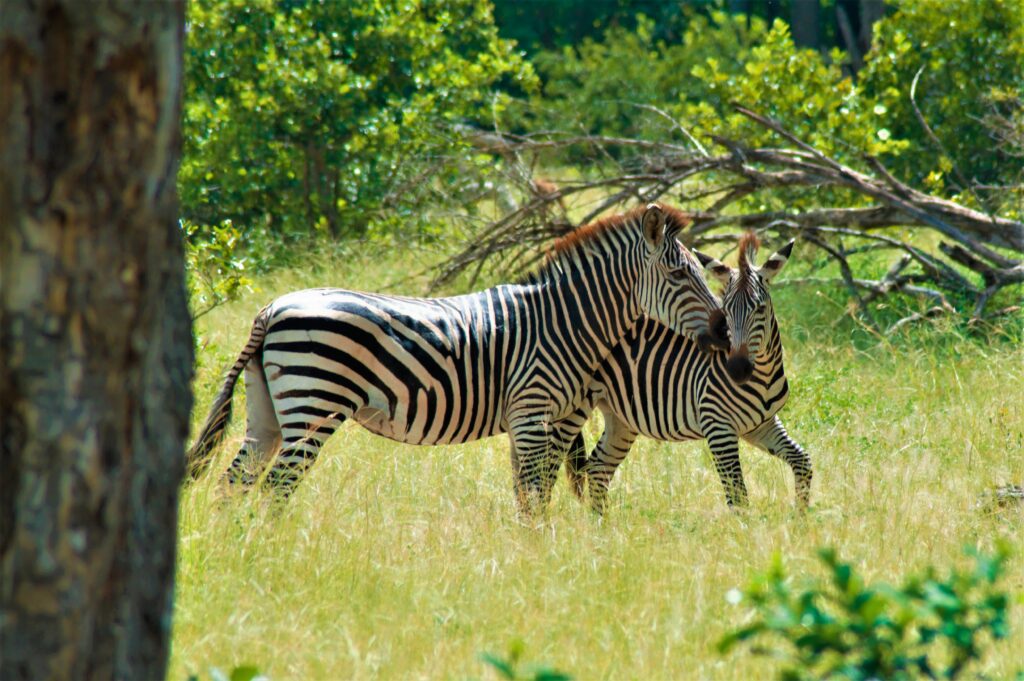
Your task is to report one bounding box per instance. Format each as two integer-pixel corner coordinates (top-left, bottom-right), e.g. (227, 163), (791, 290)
(187, 204), (727, 515)
(565, 233), (811, 512)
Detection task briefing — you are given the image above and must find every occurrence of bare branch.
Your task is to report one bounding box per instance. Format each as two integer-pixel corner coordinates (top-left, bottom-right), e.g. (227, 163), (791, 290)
(435, 108), (1024, 321)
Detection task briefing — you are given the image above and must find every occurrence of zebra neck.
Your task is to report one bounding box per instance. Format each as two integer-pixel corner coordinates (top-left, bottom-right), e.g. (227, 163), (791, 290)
(753, 315), (785, 377)
(539, 244), (643, 367)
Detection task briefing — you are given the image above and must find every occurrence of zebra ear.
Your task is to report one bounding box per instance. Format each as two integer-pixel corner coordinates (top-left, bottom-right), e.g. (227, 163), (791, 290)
(694, 249), (733, 285)
(641, 203), (666, 248)
(760, 239), (795, 282)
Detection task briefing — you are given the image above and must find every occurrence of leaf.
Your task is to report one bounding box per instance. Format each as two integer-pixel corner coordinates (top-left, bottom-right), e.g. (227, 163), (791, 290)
(479, 652), (516, 680)
(717, 623), (766, 653)
(230, 666), (263, 681)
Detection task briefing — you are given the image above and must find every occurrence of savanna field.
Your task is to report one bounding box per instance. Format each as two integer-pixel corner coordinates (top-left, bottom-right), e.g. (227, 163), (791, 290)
(171, 241), (1024, 680)
(8, 1), (1024, 679)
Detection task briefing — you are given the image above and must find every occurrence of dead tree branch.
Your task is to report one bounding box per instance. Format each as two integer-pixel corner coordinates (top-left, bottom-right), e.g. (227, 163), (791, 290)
(438, 107), (1024, 322)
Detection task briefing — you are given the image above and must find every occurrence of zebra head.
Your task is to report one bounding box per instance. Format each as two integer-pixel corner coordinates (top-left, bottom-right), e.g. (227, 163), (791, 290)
(635, 203), (727, 352)
(695, 233), (794, 383)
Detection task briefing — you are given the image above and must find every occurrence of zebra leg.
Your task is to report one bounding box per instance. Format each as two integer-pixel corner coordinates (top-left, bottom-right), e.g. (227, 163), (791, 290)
(223, 360), (282, 489)
(544, 418), (587, 501)
(702, 423), (748, 507)
(261, 417), (344, 496)
(565, 431), (588, 500)
(744, 415), (812, 509)
(508, 416), (573, 517)
(557, 402), (594, 500)
(584, 413), (638, 515)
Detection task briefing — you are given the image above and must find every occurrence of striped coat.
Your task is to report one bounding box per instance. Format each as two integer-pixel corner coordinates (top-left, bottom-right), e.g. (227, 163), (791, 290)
(187, 204), (726, 515)
(566, 234), (811, 511)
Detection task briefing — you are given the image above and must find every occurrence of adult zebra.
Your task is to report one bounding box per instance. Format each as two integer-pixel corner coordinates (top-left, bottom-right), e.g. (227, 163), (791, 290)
(186, 204), (727, 515)
(565, 233), (811, 512)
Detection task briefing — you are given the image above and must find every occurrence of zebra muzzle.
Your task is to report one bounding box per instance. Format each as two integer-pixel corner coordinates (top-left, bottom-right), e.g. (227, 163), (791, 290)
(725, 348), (754, 384)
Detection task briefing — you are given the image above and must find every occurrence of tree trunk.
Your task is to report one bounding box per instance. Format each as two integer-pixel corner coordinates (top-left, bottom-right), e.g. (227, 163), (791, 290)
(836, 0), (865, 72)
(0, 2), (191, 679)
(791, 0), (822, 50)
(308, 142), (342, 238)
(858, 0), (886, 57)
(727, 0), (752, 30)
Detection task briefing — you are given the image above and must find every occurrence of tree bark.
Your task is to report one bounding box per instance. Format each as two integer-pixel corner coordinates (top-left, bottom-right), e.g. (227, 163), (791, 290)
(858, 0), (886, 58)
(0, 1), (191, 679)
(790, 0), (822, 50)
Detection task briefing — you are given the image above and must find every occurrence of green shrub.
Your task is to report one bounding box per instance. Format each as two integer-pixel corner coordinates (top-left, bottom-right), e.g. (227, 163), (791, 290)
(719, 544), (1015, 680)
(859, 0), (1024, 194)
(183, 219), (251, 320)
(684, 19), (906, 163)
(181, 0), (534, 241)
(531, 11), (766, 143)
(525, 4), (1023, 204)
(527, 12), (902, 165)
(480, 640), (572, 681)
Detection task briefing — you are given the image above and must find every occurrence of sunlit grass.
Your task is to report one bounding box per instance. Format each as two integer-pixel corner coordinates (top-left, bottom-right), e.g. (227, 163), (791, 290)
(172, 241), (1023, 680)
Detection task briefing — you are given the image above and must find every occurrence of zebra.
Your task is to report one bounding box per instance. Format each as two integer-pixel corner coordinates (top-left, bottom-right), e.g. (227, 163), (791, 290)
(564, 232), (811, 512)
(186, 203), (728, 515)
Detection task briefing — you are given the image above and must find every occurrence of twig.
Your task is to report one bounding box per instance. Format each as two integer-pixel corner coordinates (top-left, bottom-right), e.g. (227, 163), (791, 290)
(801, 230), (879, 329)
(632, 102), (710, 157)
(909, 65), (993, 216)
(887, 306), (953, 334)
(435, 106), (1023, 322)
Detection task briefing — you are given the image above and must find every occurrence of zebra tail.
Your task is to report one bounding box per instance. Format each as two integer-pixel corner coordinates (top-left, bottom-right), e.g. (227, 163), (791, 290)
(565, 432), (588, 500)
(185, 306), (270, 481)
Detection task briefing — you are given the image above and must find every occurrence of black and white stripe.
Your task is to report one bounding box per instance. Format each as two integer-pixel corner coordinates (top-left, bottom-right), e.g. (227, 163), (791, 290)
(565, 234), (811, 512)
(187, 204), (726, 514)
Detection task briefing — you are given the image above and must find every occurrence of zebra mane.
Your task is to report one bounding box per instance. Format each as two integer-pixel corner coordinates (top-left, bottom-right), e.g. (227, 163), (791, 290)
(737, 231), (761, 291)
(522, 204), (692, 284)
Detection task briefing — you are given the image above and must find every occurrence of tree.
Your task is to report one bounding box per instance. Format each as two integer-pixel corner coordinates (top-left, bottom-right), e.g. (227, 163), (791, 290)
(181, 0), (533, 241)
(0, 1), (192, 679)
(789, 0), (820, 50)
(860, 0), (1024, 192)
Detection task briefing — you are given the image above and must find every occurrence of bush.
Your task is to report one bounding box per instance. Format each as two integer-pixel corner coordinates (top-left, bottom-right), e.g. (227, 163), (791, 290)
(479, 640), (571, 681)
(859, 0), (1024, 194)
(526, 11), (903, 166)
(719, 544), (1015, 680)
(684, 19), (905, 163)
(530, 11), (766, 144)
(181, 0), (534, 242)
(183, 219), (251, 320)
(524, 4), (1023, 205)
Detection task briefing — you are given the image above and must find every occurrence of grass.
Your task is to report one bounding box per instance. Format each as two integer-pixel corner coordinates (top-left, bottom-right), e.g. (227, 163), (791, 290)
(171, 239), (1023, 680)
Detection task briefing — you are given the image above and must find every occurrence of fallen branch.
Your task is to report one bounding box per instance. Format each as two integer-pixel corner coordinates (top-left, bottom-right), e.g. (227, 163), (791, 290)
(437, 106), (1024, 321)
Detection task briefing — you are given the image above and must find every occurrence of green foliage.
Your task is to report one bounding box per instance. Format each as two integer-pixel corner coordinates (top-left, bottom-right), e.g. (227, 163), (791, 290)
(183, 219), (251, 320)
(523, 4), (1023, 203)
(859, 0), (1024, 192)
(479, 640), (572, 681)
(493, 0), (689, 54)
(181, 0), (534, 241)
(719, 544), (1016, 680)
(531, 11), (766, 143)
(528, 12), (904, 161)
(685, 19), (905, 162)
(188, 664), (267, 681)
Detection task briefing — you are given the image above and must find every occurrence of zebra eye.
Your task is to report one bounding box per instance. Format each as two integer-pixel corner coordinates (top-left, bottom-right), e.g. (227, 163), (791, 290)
(668, 266), (690, 281)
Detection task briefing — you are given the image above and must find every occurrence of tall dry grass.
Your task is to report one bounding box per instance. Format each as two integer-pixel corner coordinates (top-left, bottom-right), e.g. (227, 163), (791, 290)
(171, 241), (1023, 680)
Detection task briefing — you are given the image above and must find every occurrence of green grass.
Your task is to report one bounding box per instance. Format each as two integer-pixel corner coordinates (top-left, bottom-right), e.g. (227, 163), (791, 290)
(171, 240), (1023, 680)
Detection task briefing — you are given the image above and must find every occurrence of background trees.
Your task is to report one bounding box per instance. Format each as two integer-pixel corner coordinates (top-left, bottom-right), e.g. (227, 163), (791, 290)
(0, 1), (191, 678)
(178, 0), (1021, 329)
(181, 0), (533, 241)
